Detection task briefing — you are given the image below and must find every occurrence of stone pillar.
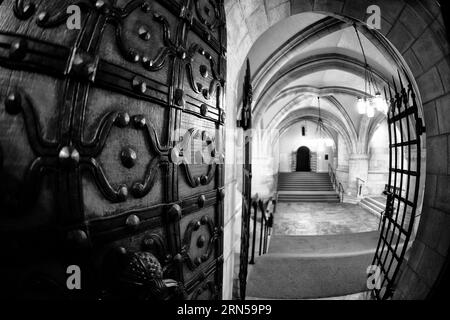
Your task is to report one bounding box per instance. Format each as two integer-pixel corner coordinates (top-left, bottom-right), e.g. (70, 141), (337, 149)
(347, 154), (369, 198)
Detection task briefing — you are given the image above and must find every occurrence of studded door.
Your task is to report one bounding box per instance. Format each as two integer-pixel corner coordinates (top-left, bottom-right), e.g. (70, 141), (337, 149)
(0, 0), (226, 300)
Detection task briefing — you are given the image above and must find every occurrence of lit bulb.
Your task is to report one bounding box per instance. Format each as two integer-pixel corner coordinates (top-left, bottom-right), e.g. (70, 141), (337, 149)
(357, 97), (366, 115)
(373, 92), (388, 113)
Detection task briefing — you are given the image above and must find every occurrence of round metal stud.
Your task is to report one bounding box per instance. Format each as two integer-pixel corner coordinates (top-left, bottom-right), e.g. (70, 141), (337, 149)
(200, 104), (208, 117)
(200, 175), (208, 185)
(142, 56), (154, 69)
(179, 51), (187, 60)
(120, 147), (137, 169)
(221, 111), (226, 122)
(115, 246), (128, 256)
(67, 229), (89, 247)
(168, 204), (182, 222)
(219, 189), (225, 201)
(131, 182), (145, 198)
(198, 194), (206, 208)
(174, 253), (184, 264)
(193, 220), (201, 231)
(9, 39), (28, 60)
(95, 0), (105, 9)
(114, 112), (130, 128)
(58, 146), (80, 166)
(195, 257), (202, 266)
(200, 216), (208, 225)
(128, 49), (140, 63)
(199, 65), (208, 78)
(132, 115), (146, 129)
(15, 2), (36, 19)
(5, 92), (22, 115)
(141, 2), (152, 13)
(126, 214), (140, 228)
(117, 185), (128, 201)
(132, 77), (147, 93)
(202, 89), (210, 100)
(138, 26), (151, 41)
(194, 176), (201, 186)
(197, 235), (206, 248)
(37, 11), (49, 24)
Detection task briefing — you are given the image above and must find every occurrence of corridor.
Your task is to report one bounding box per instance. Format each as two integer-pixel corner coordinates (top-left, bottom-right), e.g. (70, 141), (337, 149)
(274, 202), (379, 236)
(246, 199), (382, 300)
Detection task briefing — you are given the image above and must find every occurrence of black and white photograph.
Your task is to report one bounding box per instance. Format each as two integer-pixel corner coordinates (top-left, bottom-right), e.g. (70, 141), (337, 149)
(0, 0), (449, 309)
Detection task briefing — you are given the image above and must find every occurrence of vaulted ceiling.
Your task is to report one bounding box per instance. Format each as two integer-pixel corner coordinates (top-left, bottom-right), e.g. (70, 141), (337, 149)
(245, 12), (407, 153)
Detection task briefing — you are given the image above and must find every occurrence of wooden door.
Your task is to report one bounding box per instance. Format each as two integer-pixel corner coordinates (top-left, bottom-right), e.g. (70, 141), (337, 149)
(0, 0), (226, 300)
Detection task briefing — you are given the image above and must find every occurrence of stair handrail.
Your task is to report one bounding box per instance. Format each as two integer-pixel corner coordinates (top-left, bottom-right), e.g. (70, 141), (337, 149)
(328, 164), (336, 188)
(329, 164), (345, 202)
(258, 197), (275, 256)
(249, 194), (259, 265)
(338, 182), (345, 202)
(249, 194), (275, 264)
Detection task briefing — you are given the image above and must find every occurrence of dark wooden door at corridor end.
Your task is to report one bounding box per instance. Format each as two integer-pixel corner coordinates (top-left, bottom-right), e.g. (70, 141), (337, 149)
(0, 0), (226, 300)
(296, 146), (310, 172)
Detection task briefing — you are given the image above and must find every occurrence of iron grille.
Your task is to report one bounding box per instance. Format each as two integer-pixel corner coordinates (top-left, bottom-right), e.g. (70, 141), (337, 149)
(370, 70), (426, 300)
(238, 59), (253, 300)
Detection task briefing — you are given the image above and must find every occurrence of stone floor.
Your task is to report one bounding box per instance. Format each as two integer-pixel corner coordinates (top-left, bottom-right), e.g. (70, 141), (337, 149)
(273, 202), (380, 236)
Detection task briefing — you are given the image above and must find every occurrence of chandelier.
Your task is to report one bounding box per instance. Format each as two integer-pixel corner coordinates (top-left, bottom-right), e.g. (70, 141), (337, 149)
(353, 24), (388, 118)
(316, 97), (333, 151)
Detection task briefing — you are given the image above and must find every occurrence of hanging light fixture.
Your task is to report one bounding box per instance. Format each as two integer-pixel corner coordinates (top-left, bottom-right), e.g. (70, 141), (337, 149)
(316, 97), (326, 152)
(357, 97), (366, 114)
(353, 24), (389, 117)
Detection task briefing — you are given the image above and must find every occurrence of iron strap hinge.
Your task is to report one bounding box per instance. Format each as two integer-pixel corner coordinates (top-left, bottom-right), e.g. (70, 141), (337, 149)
(67, 47), (100, 83)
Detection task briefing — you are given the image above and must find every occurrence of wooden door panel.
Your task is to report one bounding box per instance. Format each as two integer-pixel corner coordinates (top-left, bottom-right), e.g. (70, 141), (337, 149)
(0, 68), (65, 228)
(190, 0), (227, 56)
(0, 0), (85, 47)
(179, 205), (219, 281)
(97, 0), (180, 89)
(176, 112), (220, 198)
(79, 87), (170, 220)
(0, 0), (226, 300)
(183, 31), (225, 115)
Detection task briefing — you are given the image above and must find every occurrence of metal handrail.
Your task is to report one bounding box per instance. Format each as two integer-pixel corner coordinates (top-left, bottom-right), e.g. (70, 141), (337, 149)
(338, 182), (345, 202)
(249, 195), (275, 264)
(329, 164), (345, 202)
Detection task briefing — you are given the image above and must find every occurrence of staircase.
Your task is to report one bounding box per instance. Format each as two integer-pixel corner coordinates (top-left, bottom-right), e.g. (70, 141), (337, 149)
(246, 231), (381, 299)
(278, 172), (340, 202)
(359, 197), (385, 217)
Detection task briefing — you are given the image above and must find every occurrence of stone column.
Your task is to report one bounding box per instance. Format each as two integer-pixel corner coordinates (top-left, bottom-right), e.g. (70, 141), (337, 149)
(347, 154), (369, 198)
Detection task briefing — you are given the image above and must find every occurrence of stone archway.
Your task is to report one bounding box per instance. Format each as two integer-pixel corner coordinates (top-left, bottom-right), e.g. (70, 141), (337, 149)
(296, 146), (311, 171)
(224, 0), (450, 300)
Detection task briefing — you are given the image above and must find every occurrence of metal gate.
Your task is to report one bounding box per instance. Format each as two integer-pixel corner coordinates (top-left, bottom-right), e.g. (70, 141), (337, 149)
(237, 59), (252, 300)
(370, 70), (426, 300)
